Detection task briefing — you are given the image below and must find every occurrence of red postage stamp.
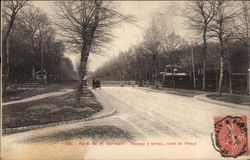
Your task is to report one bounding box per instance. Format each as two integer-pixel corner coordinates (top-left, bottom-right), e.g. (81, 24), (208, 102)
(213, 115), (249, 158)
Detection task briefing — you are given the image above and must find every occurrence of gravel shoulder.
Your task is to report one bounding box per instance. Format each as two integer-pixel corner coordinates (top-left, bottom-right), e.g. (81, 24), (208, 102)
(207, 93), (250, 106)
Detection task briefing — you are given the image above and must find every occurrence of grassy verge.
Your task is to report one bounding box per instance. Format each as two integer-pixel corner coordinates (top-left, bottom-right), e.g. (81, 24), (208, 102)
(2, 87), (103, 129)
(207, 94), (250, 106)
(23, 125), (134, 143)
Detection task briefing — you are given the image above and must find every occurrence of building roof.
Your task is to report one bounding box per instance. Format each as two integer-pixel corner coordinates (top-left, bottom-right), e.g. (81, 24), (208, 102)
(160, 72), (188, 76)
(35, 69), (47, 75)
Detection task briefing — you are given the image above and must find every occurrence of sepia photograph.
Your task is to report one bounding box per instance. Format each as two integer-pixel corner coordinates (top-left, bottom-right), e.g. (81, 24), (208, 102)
(1, 0), (250, 159)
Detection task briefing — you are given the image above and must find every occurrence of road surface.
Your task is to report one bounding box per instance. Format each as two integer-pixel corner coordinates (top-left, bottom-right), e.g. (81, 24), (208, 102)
(94, 87), (249, 138)
(2, 87), (249, 160)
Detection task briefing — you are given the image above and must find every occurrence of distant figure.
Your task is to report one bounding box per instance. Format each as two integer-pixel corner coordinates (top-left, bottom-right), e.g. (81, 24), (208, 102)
(96, 80), (101, 90)
(98, 80), (101, 90)
(92, 79), (96, 89)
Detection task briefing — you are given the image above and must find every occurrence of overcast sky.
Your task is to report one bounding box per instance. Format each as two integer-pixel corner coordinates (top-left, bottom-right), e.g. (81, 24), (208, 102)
(33, 1), (190, 72)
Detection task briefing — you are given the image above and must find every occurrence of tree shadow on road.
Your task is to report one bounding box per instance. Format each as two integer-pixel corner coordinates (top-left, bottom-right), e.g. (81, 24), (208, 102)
(21, 125), (135, 143)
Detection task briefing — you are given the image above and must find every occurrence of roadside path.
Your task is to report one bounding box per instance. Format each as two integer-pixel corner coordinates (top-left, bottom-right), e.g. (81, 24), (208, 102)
(2, 89), (74, 106)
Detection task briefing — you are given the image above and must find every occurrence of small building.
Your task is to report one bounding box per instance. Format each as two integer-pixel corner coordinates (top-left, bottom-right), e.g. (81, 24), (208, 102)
(34, 69), (47, 83)
(160, 65), (191, 88)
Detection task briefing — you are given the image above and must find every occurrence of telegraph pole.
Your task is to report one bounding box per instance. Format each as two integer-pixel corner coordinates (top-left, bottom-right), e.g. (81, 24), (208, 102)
(41, 38), (44, 85)
(192, 45), (196, 89)
(248, 41), (250, 94)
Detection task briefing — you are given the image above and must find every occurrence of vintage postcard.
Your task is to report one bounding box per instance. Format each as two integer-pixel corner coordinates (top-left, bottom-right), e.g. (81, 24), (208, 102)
(1, 0), (250, 159)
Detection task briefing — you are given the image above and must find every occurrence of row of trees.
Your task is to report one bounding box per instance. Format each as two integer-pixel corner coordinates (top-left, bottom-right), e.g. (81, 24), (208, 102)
(90, 37), (247, 87)
(184, 1), (250, 95)
(2, 0), (132, 106)
(2, 1), (77, 86)
(2, 0), (249, 97)
(91, 0), (250, 95)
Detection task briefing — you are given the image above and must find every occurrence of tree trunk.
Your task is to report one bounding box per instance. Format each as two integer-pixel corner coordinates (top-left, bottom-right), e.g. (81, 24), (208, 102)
(154, 64), (157, 88)
(244, 2), (250, 94)
(3, 39), (10, 92)
(202, 29), (207, 91)
(76, 0), (101, 106)
(3, 16), (15, 49)
(139, 69), (142, 87)
(153, 54), (157, 88)
(3, 13), (17, 91)
(172, 64), (175, 89)
(218, 22), (224, 96)
(202, 55), (206, 90)
(218, 56), (224, 96)
(228, 59), (232, 94)
(191, 46), (196, 89)
(169, 54), (175, 89)
(247, 43), (250, 94)
(76, 48), (87, 106)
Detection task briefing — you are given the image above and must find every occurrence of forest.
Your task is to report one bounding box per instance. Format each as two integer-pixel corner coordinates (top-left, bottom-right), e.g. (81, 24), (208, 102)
(89, 1), (250, 94)
(2, 1), (250, 96)
(2, 1), (78, 85)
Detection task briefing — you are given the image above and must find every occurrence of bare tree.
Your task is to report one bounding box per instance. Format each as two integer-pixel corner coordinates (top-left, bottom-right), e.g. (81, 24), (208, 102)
(54, 0), (131, 105)
(208, 0), (241, 96)
(134, 46), (147, 86)
(232, 1), (250, 94)
(2, 0), (29, 46)
(20, 7), (49, 55)
(143, 17), (162, 87)
(2, 0), (29, 90)
(183, 1), (215, 91)
(160, 28), (186, 89)
(19, 7), (54, 84)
